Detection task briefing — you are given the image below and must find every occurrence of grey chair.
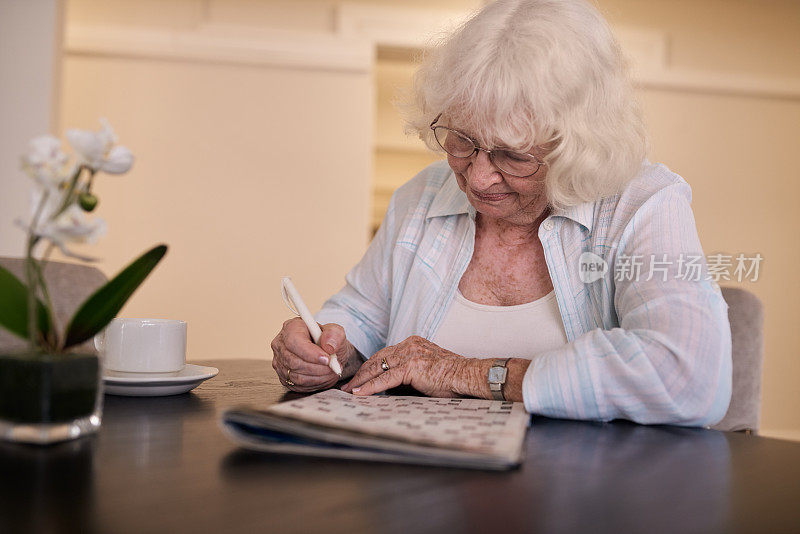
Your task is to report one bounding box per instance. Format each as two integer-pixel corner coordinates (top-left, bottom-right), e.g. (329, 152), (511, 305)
(0, 257), (108, 354)
(711, 286), (765, 433)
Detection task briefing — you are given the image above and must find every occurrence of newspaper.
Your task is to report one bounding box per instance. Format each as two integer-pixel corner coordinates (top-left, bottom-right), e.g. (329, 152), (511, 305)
(220, 389), (530, 470)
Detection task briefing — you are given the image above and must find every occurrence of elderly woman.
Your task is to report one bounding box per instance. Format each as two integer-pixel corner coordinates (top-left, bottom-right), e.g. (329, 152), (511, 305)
(271, 0), (732, 426)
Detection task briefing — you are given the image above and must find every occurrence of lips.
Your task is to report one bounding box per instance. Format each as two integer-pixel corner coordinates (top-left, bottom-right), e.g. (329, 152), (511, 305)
(470, 188), (511, 202)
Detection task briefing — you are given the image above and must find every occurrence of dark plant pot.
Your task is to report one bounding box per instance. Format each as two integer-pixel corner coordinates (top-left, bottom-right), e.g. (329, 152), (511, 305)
(0, 352), (103, 444)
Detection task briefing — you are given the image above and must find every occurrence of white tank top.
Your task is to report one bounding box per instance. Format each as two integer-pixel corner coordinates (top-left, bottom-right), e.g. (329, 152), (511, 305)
(431, 289), (568, 359)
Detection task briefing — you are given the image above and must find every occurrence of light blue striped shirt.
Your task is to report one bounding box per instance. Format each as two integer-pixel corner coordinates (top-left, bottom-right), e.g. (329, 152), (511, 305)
(316, 160), (732, 426)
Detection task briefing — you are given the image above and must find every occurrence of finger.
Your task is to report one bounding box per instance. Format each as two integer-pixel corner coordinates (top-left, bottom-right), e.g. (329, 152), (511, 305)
(342, 351), (386, 392)
(352, 368), (405, 396)
(284, 369), (330, 387)
(341, 355), (378, 391)
(282, 318), (331, 365)
(281, 378), (336, 393)
(318, 323), (347, 356)
(272, 334), (332, 376)
(279, 351), (334, 376)
(279, 368), (338, 392)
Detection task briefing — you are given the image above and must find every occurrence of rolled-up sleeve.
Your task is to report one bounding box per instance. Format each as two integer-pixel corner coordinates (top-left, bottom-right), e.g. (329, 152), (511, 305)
(523, 182), (733, 426)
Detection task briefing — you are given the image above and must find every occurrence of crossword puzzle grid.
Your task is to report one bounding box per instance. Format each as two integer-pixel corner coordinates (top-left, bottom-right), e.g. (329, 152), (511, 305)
(267, 389), (529, 455)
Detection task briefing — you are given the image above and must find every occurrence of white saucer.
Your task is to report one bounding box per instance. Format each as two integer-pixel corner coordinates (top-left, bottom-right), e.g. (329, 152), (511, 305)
(103, 364), (219, 397)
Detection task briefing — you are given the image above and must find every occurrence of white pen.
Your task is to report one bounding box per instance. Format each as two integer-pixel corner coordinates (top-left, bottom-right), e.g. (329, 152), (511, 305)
(281, 277), (343, 377)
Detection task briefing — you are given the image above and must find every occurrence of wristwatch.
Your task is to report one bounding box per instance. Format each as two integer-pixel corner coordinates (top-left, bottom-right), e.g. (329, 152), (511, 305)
(488, 358), (510, 401)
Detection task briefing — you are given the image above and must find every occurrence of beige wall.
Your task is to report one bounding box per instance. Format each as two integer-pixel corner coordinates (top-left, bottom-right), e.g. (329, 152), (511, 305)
(0, 0), (63, 257)
(56, 0), (800, 438)
(600, 0), (800, 79)
(60, 1), (372, 361)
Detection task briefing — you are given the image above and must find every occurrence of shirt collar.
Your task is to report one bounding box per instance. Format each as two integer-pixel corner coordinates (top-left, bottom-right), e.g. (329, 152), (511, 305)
(426, 172), (475, 220)
(551, 201), (595, 233)
(427, 171), (595, 232)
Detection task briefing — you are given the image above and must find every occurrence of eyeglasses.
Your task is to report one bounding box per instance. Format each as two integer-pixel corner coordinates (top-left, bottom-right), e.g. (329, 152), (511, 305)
(429, 114), (546, 178)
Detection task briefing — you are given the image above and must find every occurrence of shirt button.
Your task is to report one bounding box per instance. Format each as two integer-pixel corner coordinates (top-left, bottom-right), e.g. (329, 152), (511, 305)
(542, 219), (554, 231)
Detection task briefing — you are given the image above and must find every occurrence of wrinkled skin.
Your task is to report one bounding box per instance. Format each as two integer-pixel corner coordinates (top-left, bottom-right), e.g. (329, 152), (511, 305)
(270, 318), (361, 393)
(341, 336), (475, 397)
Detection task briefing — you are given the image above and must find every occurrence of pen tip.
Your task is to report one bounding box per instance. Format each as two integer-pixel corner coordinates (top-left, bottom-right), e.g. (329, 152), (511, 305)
(329, 356), (343, 376)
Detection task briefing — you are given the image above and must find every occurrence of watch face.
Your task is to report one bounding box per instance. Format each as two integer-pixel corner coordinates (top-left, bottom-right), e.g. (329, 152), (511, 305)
(488, 367), (508, 383)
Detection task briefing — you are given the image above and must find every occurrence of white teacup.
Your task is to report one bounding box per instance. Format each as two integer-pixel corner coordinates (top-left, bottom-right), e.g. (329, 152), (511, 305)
(96, 318), (187, 374)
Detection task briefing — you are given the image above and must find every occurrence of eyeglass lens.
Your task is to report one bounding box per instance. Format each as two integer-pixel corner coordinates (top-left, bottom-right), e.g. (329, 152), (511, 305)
(432, 126), (540, 177)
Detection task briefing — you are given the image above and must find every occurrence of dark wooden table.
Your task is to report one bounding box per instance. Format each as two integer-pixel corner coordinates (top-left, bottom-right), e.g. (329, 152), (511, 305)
(2, 359), (800, 534)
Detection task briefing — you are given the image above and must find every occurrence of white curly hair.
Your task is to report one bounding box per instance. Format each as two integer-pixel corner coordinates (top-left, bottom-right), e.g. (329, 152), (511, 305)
(402, 0), (648, 208)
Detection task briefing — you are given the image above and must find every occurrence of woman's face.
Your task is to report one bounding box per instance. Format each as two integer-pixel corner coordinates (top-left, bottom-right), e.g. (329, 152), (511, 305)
(448, 148), (549, 227)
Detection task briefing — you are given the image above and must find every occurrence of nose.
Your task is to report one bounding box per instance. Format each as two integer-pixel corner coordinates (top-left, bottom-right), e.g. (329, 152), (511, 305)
(466, 149), (503, 190)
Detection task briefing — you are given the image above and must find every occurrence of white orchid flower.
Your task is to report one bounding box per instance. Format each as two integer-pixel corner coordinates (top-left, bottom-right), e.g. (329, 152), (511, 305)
(36, 204), (107, 261)
(28, 186), (62, 220)
(21, 135), (69, 187)
(66, 118), (134, 174)
(15, 189), (106, 261)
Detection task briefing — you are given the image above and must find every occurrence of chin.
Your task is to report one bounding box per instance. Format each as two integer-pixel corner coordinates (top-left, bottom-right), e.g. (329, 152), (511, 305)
(470, 201), (515, 220)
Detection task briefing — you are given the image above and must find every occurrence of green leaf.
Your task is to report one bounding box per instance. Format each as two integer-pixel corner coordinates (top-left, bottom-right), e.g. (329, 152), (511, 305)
(0, 264), (52, 342)
(62, 244), (168, 349)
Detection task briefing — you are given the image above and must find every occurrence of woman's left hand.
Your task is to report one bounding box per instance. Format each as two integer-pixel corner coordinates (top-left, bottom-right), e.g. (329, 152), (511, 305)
(341, 336), (476, 397)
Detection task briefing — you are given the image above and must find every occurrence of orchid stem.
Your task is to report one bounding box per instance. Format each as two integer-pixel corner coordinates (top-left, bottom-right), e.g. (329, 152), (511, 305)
(36, 243), (58, 350)
(55, 164), (84, 217)
(25, 249), (37, 351)
(25, 189), (50, 351)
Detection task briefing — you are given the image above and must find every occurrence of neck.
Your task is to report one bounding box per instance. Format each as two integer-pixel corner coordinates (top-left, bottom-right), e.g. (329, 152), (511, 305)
(476, 206), (550, 246)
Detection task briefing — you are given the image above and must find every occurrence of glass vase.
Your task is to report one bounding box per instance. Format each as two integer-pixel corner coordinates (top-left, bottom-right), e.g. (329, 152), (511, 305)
(0, 351), (103, 444)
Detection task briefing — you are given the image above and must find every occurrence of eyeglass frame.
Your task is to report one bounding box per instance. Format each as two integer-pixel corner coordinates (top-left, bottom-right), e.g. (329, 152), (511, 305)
(429, 113), (547, 178)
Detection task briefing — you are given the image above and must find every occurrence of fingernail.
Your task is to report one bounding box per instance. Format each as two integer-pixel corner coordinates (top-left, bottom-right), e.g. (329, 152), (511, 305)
(318, 355), (329, 364)
(352, 387), (360, 393)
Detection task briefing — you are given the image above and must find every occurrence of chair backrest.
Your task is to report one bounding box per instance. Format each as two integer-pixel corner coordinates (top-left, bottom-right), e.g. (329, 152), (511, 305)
(0, 257), (108, 354)
(712, 286), (764, 432)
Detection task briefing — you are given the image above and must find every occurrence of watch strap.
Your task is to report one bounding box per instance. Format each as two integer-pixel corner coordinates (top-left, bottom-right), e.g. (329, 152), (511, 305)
(488, 358), (510, 401)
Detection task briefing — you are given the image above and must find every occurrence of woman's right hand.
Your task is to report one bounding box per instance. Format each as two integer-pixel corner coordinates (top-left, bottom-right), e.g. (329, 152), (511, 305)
(270, 318), (361, 392)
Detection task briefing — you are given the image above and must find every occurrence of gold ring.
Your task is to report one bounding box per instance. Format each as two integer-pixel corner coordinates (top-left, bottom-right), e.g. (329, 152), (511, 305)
(381, 357), (390, 372)
(286, 369), (295, 387)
